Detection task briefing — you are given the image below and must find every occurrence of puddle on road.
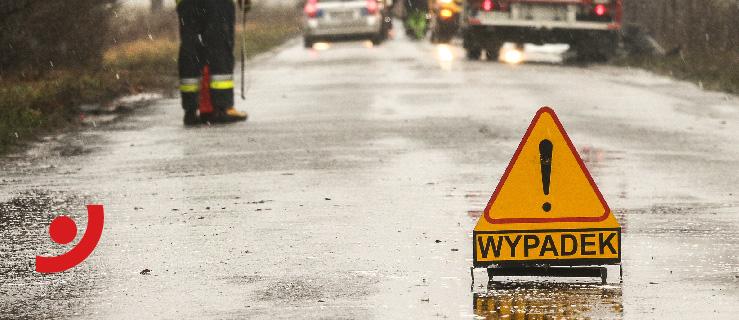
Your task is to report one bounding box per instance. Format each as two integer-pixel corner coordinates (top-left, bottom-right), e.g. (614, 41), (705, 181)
(474, 282), (622, 319)
(578, 146), (625, 167)
(0, 189), (90, 272)
(254, 273), (378, 303)
(0, 189), (99, 319)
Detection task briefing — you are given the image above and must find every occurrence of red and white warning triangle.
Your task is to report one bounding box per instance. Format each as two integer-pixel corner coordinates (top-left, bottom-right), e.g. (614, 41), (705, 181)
(475, 107), (620, 231)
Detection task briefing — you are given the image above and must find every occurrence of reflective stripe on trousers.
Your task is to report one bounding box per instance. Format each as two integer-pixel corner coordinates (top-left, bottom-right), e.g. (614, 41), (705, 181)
(209, 74), (234, 89)
(179, 77), (201, 93)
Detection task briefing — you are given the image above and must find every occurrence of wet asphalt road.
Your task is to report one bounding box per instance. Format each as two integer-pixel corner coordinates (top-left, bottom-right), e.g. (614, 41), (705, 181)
(2, 26), (739, 319)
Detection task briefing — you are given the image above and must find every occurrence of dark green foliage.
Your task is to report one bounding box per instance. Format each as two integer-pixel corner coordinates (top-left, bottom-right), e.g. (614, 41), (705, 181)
(0, 0), (117, 79)
(624, 0), (738, 54)
(623, 0), (739, 94)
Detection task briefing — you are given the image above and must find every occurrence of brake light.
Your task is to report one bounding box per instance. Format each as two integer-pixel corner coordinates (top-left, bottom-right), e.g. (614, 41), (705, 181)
(305, 0), (318, 17)
(440, 9), (453, 18)
(366, 0), (378, 14)
(595, 4), (606, 16)
(479, 0), (508, 12)
(483, 0), (492, 11)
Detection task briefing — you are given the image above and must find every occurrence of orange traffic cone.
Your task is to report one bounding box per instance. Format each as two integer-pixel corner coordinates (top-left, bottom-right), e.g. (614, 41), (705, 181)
(199, 65), (214, 114)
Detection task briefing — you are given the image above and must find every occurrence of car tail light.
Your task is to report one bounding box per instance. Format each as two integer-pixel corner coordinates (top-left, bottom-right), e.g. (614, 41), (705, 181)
(304, 0), (318, 18)
(366, 0), (378, 14)
(578, 2), (613, 22)
(595, 4), (606, 16)
(479, 0), (508, 12)
(482, 0), (492, 11)
(440, 9), (453, 18)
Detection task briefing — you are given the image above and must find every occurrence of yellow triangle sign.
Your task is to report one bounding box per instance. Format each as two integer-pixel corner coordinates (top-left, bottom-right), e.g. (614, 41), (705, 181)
(473, 107), (620, 267)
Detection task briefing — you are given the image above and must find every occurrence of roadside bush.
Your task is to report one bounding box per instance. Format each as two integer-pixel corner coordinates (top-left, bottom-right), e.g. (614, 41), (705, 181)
(109, 6), (179, 44)
(623, 0), (739, 93)
(0, 0), (116, 80)
(624, 0), (738, 54)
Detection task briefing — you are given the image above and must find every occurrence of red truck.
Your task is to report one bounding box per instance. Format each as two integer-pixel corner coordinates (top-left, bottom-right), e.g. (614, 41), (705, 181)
(460, 0), (622, 61)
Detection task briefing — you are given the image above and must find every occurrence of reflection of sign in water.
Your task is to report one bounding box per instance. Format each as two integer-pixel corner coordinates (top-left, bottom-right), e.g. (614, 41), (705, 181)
(473, 108), (620, 274)
(473, 283), (623, 319)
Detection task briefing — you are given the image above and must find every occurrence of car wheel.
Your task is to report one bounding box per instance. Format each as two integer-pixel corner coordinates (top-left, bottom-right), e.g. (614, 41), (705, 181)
(371, 34), (383, 46)
(303, 37), (314, 49)
(484, 42), (503, 61)
(571, 34), (619, 62)
(466, 48), (482, 60)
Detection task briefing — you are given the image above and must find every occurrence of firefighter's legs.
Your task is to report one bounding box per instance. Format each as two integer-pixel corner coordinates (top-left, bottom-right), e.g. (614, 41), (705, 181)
(202, 0), (235, 110)
(198, 0), (246, 122)
(178, 0), (245, 123)
(177, 0), (205, 114)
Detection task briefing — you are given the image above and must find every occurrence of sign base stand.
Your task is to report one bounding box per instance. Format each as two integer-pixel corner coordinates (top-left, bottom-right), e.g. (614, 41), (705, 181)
(484, 265), (622, 285)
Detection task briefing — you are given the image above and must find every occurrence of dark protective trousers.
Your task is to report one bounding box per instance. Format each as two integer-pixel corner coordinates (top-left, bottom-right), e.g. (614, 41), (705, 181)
(177, 0), (235, 111)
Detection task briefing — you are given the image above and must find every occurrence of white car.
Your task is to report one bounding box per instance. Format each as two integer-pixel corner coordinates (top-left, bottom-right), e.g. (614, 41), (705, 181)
(303, 0), (386, 48)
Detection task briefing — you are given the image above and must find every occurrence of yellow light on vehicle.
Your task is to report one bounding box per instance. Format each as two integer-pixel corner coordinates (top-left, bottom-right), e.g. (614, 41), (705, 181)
(504, 49), (522, 64)
(440, 9), (453, 18)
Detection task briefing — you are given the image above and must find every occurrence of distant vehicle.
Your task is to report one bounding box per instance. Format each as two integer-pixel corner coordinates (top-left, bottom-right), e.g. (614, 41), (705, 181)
(429, 0), (462, 43)
(303, 0), (388, 48)
(460, 0), (622, 61)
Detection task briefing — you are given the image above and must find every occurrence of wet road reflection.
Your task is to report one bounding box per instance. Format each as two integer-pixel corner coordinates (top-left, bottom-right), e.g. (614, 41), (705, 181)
(435, 44), (454, 71)
(473, 282), (622, 319)
(497, 43), (569, 64)
(437, 44), (453, 62)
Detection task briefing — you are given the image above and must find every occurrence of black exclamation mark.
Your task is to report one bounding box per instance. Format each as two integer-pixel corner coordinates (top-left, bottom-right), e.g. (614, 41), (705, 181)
(539, 139), (553, 212)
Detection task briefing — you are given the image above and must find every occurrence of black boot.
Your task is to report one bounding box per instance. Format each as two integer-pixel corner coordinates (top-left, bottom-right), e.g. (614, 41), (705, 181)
(183, 109), (199, 125)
